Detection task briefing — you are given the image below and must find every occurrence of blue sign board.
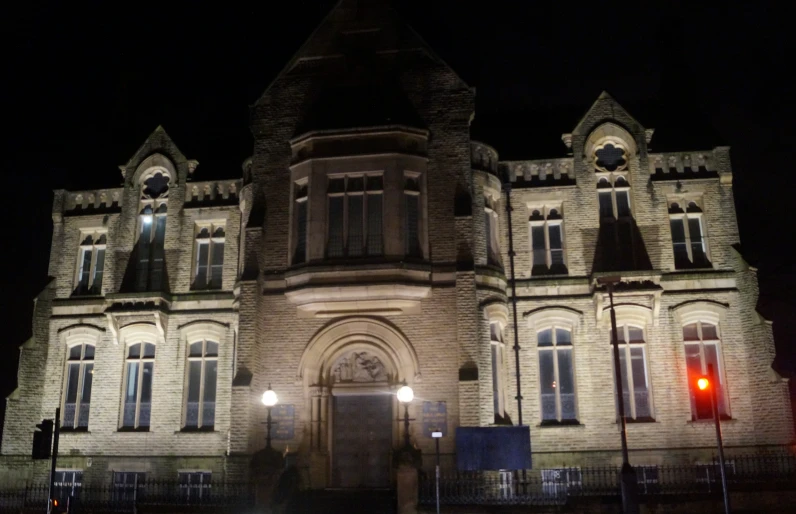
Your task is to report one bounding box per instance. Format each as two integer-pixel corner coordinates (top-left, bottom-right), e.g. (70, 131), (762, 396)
(455, 426), (532, 470)
(422, 401), (448, 437)
(271, 404), (295, 440)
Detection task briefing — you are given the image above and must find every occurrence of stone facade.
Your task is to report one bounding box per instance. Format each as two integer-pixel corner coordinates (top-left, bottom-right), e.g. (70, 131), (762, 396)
(2, 0), (793, 489)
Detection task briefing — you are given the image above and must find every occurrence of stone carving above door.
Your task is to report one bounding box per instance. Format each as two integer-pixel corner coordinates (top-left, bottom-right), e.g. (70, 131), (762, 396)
(332, 351), (388, 383)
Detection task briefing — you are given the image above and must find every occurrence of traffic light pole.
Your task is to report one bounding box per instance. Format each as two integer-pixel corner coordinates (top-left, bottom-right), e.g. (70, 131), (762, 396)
(708, 364), (730, 514)
(47, 407), (61, 514)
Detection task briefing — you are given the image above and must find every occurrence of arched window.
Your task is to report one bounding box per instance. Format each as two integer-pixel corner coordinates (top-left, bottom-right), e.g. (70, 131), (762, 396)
(684, 322), (728, 419)
(489, 322), (507, 420)
(537, 327), (577, 423)
(613, 325), (653, 421)
(122, 342), (155, 429)
(63, 343), (94, 429)
(136, 171), (169, 291)
(185, 339), (219, 429)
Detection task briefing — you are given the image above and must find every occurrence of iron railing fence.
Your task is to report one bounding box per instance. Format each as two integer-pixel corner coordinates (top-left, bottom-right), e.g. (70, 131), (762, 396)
(419, 453), (796, 506)
(0, 480), (256, 513)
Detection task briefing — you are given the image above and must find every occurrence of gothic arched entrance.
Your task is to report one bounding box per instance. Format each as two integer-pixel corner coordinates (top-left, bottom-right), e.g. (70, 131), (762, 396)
(298, 318), (420, 488)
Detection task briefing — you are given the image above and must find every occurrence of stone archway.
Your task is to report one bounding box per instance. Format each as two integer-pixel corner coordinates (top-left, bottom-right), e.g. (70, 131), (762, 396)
(298, 317), (420, 488)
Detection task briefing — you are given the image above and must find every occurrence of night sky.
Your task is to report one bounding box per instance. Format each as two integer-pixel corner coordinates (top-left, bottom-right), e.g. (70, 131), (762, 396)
(1, 1), (794, 436)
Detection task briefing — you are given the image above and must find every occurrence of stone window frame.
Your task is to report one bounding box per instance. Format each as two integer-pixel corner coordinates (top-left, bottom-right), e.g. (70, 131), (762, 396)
(403, 171), (423, 259)
(59, 325), (103, 431)
(136, 167), (171, 291)
(326, 172), (386, 259)
(179, 321), (228, 432)
(611, 321), (655, 422)
(527, 203), (567, 275)
(177, 470), (212, 502)
(485, 303), (509, 422)
(117, 323), (160, 431)
(73, 228), (107, 296)
(525, 307), (582, 425)
(535, 325), (578, 424)
(668, 197), (712, 268)
(191, 221), (226, 290)
(291, 178), (309, 265)
(483, 186), (502, 267)
(671, 301), (731, 421)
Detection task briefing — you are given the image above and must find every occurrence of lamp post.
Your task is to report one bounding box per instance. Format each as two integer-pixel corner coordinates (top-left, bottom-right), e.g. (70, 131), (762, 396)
(397, 385), (414, 448)
(261, 384), (278, 450)
(597, 276), (639, 514)
(697, 365), (730, 514)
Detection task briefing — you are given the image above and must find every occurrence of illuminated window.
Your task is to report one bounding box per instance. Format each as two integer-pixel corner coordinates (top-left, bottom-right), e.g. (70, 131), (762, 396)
(529, 207), (566, 275)
(184, 340), (218, 429)
(193, 224), (225, 290)
(122, 343), (155, 429)
(684, 321), (728, 420)
(484, 196), (500, 266)
(613, 325), (653, 421)
(669, 201), (710, 268)
(74, 231), (106, 295)
(136, 171), (169, 291)
(490, 322), (507, 419)
(538, 327), (577, 423)
(62, 344), (94, 429)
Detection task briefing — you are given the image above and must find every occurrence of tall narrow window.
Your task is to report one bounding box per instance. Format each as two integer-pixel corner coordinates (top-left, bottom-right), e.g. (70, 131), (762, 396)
(136, 172), (169, 291)
(596, 144), (636, 270)
(614, 325), (653, 421)
(185, 340), (218, 430)
(669, 201), (710, 269)
(404, 175), (422, 258)
(293, 183), (308, 264)
(529, 207), (567, 275)
(484, 196), (501, 266)
(327, 175), (384, 258)
(193, 224), (225, 290)
(684, 321), (728, 420)
(538, 327), (577, 423)
(75, 232), (106, 295)
(490, 322), (506, 419)
(63, 344), (94, 430)
(122, 343), (155, 430)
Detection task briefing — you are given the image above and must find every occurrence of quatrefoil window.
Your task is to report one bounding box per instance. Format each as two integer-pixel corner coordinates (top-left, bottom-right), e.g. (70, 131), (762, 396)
(595, 144), (627, 172)
(142, 172), (170, 199)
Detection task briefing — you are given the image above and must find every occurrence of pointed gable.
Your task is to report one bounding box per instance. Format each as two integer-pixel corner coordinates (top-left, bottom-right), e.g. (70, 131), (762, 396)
(255, 0), (469, 105)
(119, 126), (198, 187)
(567, 91), (653, 155)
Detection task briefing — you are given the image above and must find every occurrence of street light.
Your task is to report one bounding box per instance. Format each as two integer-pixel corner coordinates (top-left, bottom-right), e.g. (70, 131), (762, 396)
(696, 366), (730, 514)
(261, 384), (278, 450)
(596, 276), (639, 514)
(397, 385), (414, 448)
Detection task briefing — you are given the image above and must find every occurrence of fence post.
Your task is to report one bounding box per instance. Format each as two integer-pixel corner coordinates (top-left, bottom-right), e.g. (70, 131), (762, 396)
(132, 473), (138, 514)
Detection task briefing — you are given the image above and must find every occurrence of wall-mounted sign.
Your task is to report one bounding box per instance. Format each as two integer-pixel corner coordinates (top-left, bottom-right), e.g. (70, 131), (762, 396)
(422, 401), (447, 437)
(271, 404), (295, 440)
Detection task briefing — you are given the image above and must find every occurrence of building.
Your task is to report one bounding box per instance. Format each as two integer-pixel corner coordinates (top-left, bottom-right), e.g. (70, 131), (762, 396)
(2, 0), (793, 496)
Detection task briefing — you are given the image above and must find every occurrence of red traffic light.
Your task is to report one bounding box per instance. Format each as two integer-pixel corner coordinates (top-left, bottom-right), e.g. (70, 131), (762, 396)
(697, 377), (710, 391)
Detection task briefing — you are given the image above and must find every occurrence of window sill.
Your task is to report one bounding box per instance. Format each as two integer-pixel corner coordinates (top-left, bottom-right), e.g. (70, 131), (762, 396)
(539, 420), (582, 428)
(117, 427), (151, 433)
(625, 417), (657, 424)
(60, 428), (90, 434)
(178, 427), (216, 433)
(688, 416), (733, 424)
